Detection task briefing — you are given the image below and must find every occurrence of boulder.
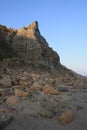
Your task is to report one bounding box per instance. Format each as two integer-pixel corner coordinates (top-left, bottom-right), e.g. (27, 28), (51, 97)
(0, 76), (12, 87)
(58, 109), (74, 123)
(6, 96), (20, 105)
(15, 89), (29, 97)
(18, 80), (28, 86)
(42, 84), (59, 95)
(30, 74), (40, 82)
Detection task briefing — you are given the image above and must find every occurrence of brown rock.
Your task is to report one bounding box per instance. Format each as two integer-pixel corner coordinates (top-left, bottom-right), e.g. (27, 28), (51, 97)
(0, 89), (6, 96)
(0, 76), (12, 87)
(17, 72), (34, 87)
(18, 80), (28, 86)
(58, 108), (63, 113)
(15, 89), (29, 97)
(30, 74), (40, 82)
(6, 96), (20, 105)
(58, 109), (74, 123)
(42, 84), (59, 95)
(0, 107), (16, 113)
(76, 105), (83, 110)
(31, 82), (42, 91)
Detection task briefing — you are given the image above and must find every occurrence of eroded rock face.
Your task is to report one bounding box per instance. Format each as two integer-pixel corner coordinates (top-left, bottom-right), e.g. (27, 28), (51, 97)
(6, 21), (60, 72)
(0, 21), (60, 72)
(0, 25), (17, 59)
(0, 21), (87, 87)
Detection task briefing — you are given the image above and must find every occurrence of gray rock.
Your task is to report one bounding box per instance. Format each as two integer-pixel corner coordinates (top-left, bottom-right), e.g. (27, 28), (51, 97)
(57, 85), (69, 92)
(0, 114), (13, 128)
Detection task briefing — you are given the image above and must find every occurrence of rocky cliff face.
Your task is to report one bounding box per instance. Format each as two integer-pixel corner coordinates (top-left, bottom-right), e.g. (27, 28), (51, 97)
(5, 21), (60, 72)
(0, 21), (87, 87)
(0, 25), (17, 59)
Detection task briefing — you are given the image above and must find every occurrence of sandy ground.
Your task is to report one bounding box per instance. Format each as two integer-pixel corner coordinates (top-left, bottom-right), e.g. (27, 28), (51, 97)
(4, 89), (87, 130)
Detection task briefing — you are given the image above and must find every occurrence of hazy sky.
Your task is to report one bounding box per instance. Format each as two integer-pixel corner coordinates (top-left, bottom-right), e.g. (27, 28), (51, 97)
(1, 0), (87, 76)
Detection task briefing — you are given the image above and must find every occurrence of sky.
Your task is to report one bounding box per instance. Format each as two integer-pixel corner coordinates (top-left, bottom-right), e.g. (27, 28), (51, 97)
(0, 0), (87, 76)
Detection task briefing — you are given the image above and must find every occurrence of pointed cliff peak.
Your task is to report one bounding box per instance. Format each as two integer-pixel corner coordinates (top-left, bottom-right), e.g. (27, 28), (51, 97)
(27, 21), (40, 32)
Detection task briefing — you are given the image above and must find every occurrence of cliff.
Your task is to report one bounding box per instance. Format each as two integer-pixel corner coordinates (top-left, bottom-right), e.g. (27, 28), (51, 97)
(0, 21), (87, 87)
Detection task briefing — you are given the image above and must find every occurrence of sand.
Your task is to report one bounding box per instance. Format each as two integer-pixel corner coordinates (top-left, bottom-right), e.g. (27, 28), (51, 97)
(3, 89), (87, 130)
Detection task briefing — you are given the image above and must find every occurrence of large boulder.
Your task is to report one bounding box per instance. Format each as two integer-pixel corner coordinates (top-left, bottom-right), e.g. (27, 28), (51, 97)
(42, 84), (59, 95)
(58, 109), (74, 123)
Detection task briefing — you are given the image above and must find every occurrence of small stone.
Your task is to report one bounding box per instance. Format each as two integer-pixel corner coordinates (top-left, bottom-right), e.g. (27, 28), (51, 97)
(0, 107), (16, 113)
(18, 80), (28, 86)
(58, 108), (63, 113)
(0, 76), (12, 87)
(0, 108), (8, 113)
(0, 89), (6, 96)
(38, 110), (53, 118)
(15, 89), (29, 97)
(58, 109), (74, 123)
(76, 105), (83, 110)
(42, 84), (59, 95)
